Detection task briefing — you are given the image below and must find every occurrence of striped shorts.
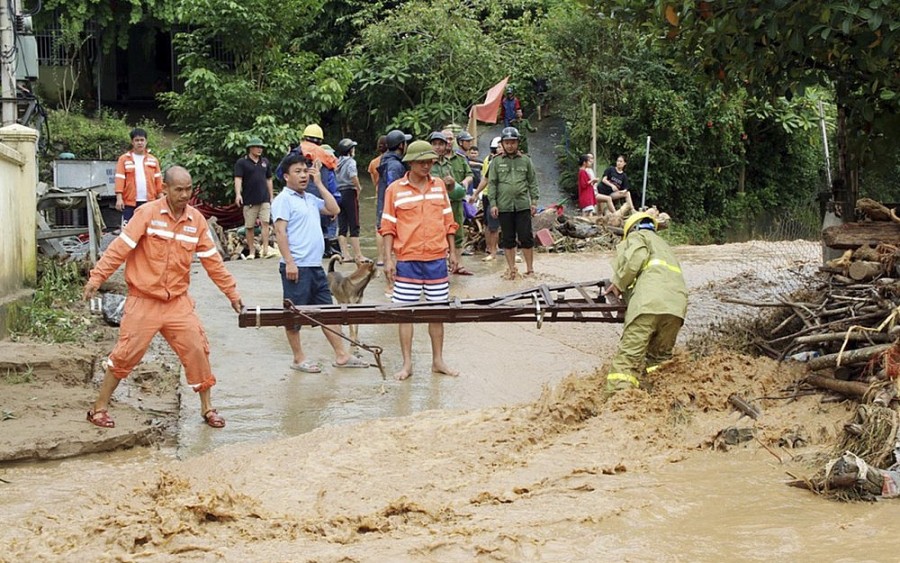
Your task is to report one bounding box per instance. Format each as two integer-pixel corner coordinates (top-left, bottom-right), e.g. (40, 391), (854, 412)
(392, 258), (449, 303)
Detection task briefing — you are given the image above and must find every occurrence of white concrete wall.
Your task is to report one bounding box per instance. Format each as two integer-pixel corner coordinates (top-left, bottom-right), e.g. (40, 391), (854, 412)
(0, 124), (39, 297)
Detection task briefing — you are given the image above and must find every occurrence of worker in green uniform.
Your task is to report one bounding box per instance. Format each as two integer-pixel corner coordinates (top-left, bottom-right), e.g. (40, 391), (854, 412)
(602, 212), (688, 392)
(488, 126), (539, 279)
(429, 130), (473, 273)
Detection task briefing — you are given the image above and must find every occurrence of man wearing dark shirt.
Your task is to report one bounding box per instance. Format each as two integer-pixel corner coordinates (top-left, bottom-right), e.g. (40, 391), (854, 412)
(234, 137), (274, 259)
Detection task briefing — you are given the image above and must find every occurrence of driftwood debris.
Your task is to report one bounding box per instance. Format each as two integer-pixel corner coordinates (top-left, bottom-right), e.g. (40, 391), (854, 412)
(464, 204), (674, 255)
(805, 374), (872, 398)
(848, 260), (883, 282)
(822, 221), (900, 250)
(806, 343), (893, 371)
(728, 393), (761, 420)
(856, 197), (897, 222)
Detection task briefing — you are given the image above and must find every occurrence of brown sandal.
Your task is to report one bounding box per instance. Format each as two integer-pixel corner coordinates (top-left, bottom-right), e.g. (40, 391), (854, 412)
(202, 409), (226, 428)
(86, 409), (115, 428)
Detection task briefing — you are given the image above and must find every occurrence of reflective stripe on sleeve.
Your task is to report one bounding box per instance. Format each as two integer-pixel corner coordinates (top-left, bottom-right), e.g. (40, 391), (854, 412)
(381, 213), (397, 223)
(119, 233), (137, 249)
(197, 248), (218, 258)
(115, 173), (126, 179)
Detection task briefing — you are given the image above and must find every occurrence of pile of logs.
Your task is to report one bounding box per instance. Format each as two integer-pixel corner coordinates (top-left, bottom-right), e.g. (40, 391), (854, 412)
(769, 275), (899, 401)
(767, 197), (900, 403)
(465, 203), (671, 254)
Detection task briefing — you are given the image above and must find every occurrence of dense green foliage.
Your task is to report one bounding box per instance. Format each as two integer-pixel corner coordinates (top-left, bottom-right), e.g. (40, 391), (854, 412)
(347, 0), (553, 137)
(39, 0), (899, 235)
(158, 0), (352, 201)
(545, 4), (825, 234)
(612, 0), (900, 205)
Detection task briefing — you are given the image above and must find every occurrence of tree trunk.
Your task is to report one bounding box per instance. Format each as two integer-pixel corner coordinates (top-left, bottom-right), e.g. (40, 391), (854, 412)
(848, 260), (884, 282)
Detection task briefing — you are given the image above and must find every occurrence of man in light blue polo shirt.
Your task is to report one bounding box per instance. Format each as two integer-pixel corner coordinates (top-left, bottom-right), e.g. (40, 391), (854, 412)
(272, 152), (369, 373)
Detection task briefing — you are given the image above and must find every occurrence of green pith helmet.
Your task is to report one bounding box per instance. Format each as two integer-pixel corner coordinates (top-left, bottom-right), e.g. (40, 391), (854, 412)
(246, 137), (265, 148)
(402, 140), (438, 162)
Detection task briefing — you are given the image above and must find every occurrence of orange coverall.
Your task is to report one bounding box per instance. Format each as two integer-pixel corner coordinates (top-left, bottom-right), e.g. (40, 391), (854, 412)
(115, 151), (163, 207)
(88, 198), (240, 392)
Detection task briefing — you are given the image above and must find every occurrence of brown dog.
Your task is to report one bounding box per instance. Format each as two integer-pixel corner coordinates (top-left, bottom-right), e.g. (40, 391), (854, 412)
(327, 255), (377, 348)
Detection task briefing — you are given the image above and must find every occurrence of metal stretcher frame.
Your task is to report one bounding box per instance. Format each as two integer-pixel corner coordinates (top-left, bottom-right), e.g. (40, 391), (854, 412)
(238, 279), (626, 329)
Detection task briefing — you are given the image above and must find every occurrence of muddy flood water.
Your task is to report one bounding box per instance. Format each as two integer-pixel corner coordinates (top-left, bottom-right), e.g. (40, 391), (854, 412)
(5, 190), (900, 558)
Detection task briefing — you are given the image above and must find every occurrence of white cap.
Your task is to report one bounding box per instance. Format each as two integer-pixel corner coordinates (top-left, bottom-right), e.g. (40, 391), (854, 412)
(490, 136), (501, 149)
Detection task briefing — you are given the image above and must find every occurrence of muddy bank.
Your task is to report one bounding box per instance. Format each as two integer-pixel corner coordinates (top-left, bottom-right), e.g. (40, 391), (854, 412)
(0, 339), (179, 462)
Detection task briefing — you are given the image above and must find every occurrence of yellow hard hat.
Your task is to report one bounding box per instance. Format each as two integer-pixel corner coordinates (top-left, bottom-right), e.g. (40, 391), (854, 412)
(623, 212), (657, 239)
(302, 124), (324, 140)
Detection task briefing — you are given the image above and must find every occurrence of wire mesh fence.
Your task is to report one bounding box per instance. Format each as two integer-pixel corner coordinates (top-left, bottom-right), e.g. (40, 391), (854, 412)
(680, 197), (825, 353)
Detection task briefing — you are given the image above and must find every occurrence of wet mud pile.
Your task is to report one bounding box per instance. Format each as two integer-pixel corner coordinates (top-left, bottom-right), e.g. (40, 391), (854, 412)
(0, 351), (854, 560)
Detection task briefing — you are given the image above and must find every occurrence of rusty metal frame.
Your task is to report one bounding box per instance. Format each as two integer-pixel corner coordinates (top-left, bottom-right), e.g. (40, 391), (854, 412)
(239, 279), (625, 329)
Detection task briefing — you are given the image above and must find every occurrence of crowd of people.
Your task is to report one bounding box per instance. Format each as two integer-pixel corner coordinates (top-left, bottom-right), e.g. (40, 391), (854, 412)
(84, 107), (685, 430)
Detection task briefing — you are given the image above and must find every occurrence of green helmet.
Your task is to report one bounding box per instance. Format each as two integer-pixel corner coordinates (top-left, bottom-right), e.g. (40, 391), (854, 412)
(246, 137), (265, 149)
(402, 140), (438, 162)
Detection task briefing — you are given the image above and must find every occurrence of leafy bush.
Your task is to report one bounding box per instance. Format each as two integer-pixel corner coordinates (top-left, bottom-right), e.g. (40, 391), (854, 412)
(159, 0), (353, 203)
(10, 259), (90, 343)
(42, 107), (169, 183)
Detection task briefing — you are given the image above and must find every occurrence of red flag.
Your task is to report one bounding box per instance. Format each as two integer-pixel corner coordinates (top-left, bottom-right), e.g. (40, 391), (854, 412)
(470, 76), (509, 124)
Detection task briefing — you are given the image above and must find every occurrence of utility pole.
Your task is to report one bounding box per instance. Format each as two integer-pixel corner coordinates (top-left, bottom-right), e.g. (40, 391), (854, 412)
(0, 0), (19, 126)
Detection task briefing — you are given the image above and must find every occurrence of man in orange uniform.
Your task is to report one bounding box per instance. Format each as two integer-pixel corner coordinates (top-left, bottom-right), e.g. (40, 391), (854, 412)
(114, 128), (164, 226)
(83, 166), (243, 429)
(379, 140), (459, 380)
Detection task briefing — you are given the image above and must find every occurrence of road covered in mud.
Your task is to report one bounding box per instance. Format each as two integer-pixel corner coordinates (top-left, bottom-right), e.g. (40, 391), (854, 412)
(6, 240), (900, 560)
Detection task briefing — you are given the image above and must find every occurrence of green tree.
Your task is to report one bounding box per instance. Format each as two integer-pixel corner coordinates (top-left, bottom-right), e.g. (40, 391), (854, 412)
(347, 0), (556, 136)
(543, 1), (823, 235)
(616, 0), (900, 214)
(159, 0), (353, 201)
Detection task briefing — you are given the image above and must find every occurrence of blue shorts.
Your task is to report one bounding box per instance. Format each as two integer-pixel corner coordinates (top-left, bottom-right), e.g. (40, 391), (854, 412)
(121, 201), (147, 227)
(280, 264), (332, 329)
(392, 258), (449, 303)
